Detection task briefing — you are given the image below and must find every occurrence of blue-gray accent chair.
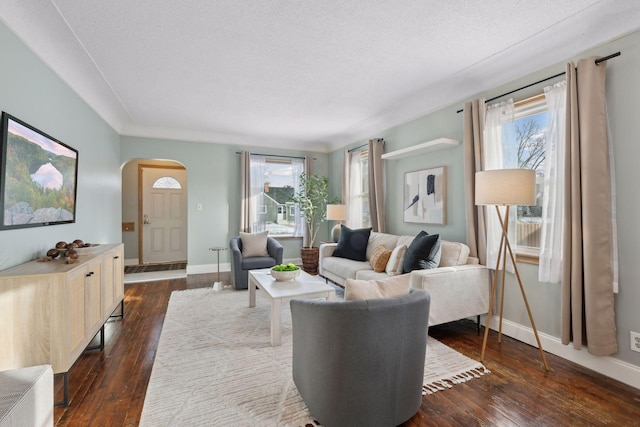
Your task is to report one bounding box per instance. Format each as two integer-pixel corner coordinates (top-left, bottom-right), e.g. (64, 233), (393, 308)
(229, 236), (283, 290)
(291, 289), (431, 427)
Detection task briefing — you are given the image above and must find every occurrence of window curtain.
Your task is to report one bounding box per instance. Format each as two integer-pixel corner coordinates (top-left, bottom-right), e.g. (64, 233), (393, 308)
(368, 138), (385, 232)
(562, 58), (618, 356)
(342, 148), (349, 220)
(248, 155), (267, 232)
(240, 151), (251, 232)
(347, 149), (365, 228)
(538, 81), (567, 283)
(463, 99), (487, 265)
(302, 156), (312, 247)
(483, 100), (516, 272)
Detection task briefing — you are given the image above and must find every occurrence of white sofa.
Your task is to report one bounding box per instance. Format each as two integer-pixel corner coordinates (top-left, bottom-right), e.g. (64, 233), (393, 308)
(319, 232), (490, 326)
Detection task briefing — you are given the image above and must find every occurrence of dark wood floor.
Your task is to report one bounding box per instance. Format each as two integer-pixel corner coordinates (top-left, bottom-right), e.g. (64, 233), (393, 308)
(54, 273), (640, 426)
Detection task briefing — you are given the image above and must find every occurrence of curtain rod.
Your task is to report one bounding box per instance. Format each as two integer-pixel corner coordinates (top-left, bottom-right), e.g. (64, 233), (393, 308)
(348, 143), (367, 153)
(235, 151), (315, 160)
(455, 51), (620, 113)
(347, 139), (385, 153)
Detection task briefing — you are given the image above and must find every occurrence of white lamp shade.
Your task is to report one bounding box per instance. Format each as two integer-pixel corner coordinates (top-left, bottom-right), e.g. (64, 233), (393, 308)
(475, 169), (536, 206)
(327, 204), (348, 221)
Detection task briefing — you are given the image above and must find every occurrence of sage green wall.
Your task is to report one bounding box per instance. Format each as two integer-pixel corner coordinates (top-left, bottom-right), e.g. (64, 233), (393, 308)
(0, 20), (121, 271)
(329, 30), (640, 368)
(120, 136), (329, 266)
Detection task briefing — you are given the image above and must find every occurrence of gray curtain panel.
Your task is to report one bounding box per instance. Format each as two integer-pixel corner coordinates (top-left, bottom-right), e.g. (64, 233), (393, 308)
(562, 58), (618, 356)
(368, 138), (385, 233)
(463, 99), (487, 265)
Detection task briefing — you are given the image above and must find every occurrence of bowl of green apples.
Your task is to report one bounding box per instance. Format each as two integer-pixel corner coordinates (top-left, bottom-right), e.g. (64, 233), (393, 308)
(271, 263), (301, 281)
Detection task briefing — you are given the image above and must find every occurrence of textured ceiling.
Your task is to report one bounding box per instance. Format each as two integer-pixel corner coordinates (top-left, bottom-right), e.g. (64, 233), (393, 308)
(1, 1), (639, 152)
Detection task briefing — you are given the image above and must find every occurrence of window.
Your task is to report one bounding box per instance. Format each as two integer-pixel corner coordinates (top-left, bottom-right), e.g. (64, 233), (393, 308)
(152, 176), (181, 189)
(500, 94), (549, 256)
(249, 155), (304, 237)
(347, 149), (370, 228)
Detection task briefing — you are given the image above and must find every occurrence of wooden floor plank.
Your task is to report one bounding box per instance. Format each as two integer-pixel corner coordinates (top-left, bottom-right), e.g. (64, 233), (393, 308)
(53, 273), (640, 426)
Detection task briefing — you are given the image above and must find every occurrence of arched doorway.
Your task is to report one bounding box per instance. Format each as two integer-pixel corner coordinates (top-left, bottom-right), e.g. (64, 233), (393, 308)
(121, 159), (188, 266)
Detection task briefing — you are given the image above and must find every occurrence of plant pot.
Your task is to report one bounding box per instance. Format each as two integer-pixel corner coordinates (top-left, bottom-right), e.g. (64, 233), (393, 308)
(300, 247), (319, 275)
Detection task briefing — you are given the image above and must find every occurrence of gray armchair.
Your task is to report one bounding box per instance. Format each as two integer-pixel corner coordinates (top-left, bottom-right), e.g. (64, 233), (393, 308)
(229, 236), (283, 290)
(291, 289), (431, 427)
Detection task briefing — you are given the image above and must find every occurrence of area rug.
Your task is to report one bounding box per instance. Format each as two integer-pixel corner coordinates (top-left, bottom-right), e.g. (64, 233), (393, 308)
(124, 262), (187, 274)
(140, 288), (489, 426)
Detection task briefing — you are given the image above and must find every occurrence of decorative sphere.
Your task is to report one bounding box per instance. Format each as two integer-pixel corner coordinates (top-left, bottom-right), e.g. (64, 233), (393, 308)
(47, 249), (60, 259)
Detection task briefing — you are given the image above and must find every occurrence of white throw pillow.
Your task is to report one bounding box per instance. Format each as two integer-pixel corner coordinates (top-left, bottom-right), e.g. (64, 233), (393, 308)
(385, 244), (407, 276)
(240, 231), (269, 257)
(344, 275), (410, 300)
(439, 240), (471, 266)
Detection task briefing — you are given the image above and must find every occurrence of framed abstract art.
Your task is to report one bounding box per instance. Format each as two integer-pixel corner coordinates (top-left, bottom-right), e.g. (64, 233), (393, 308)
(403, 166), (446, 224)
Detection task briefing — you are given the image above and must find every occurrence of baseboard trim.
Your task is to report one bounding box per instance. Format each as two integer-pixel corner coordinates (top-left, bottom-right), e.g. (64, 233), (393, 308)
(486, 315), (640, 390)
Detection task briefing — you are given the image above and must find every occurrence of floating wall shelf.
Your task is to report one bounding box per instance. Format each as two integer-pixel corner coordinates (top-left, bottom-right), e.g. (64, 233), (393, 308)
(381, 138), (460, 160)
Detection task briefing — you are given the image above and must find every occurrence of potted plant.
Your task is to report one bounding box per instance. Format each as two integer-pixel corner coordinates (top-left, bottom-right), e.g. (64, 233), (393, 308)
(290, 172), (330, 274)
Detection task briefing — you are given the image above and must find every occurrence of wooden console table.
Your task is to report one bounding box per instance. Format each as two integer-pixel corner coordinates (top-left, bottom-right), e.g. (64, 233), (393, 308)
(0, 243), (124, 406)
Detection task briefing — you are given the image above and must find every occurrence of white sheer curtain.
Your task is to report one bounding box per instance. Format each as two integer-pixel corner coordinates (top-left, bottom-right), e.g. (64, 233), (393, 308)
(538, 82), (567, 283)
(248, 155), (267, 232)
(483, 100), (516, 271)
(347, 149), (366, 228)
(293, 157), (306, 241)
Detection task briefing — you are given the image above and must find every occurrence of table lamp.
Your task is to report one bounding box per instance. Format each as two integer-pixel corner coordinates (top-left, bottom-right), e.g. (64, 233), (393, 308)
(326, 204), (347, 242)
(475, 169), (549, 371)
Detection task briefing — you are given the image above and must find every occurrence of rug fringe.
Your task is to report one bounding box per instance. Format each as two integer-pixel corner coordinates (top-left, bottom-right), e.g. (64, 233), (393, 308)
(422, 366), (490, 395)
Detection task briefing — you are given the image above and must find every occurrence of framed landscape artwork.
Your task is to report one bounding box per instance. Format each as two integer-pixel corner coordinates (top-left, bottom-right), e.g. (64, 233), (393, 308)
(403, 166), (446, 224)
(0, 112), (79, 229)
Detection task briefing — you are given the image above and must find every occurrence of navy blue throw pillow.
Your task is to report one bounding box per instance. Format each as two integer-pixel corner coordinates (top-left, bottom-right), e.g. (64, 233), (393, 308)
(403, 232), (441, 273)
(333, 225), (372, 262)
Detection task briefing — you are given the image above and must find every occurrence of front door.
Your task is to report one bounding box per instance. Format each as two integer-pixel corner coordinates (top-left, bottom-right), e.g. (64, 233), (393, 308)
(140, 166), (188, 264)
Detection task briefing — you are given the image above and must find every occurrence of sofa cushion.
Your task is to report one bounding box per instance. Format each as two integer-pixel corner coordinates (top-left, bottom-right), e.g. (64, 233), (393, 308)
(439, 240), (471, 266)
(354, 270), (394, 281)
(323, 256), (372, 280)
(344, 275), (410, 300)
(403, 233), (441, 273)
(396, 235), (417, 248)
(239, 231), (269, 257)
(385, 244), (407, 276)
(365, 232), (400, 260)
(369, 245), (392, 272)
(242, 256), (277, 270)
(333, 225), (372, 261)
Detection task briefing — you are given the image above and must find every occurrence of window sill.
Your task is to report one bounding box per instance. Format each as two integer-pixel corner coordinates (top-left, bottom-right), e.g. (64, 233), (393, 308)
(516, 253), (539, 265)
(270, 236), (303, 241)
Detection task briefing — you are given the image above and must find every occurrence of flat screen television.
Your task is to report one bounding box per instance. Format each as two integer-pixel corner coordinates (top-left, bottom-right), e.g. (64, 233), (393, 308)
(0, 112), (79, 229)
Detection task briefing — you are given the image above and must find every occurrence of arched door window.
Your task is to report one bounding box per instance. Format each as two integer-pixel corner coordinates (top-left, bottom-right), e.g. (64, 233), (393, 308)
(152, 176), (182, 189)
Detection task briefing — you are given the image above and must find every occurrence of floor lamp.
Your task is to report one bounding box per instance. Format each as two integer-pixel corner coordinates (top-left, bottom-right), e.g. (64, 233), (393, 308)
(475, 169), (549, 371)
(327, 204), (347, 242)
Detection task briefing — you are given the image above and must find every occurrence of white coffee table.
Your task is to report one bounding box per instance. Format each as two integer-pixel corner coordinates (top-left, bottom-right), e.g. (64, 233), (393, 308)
(248, 268), (336, 346)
